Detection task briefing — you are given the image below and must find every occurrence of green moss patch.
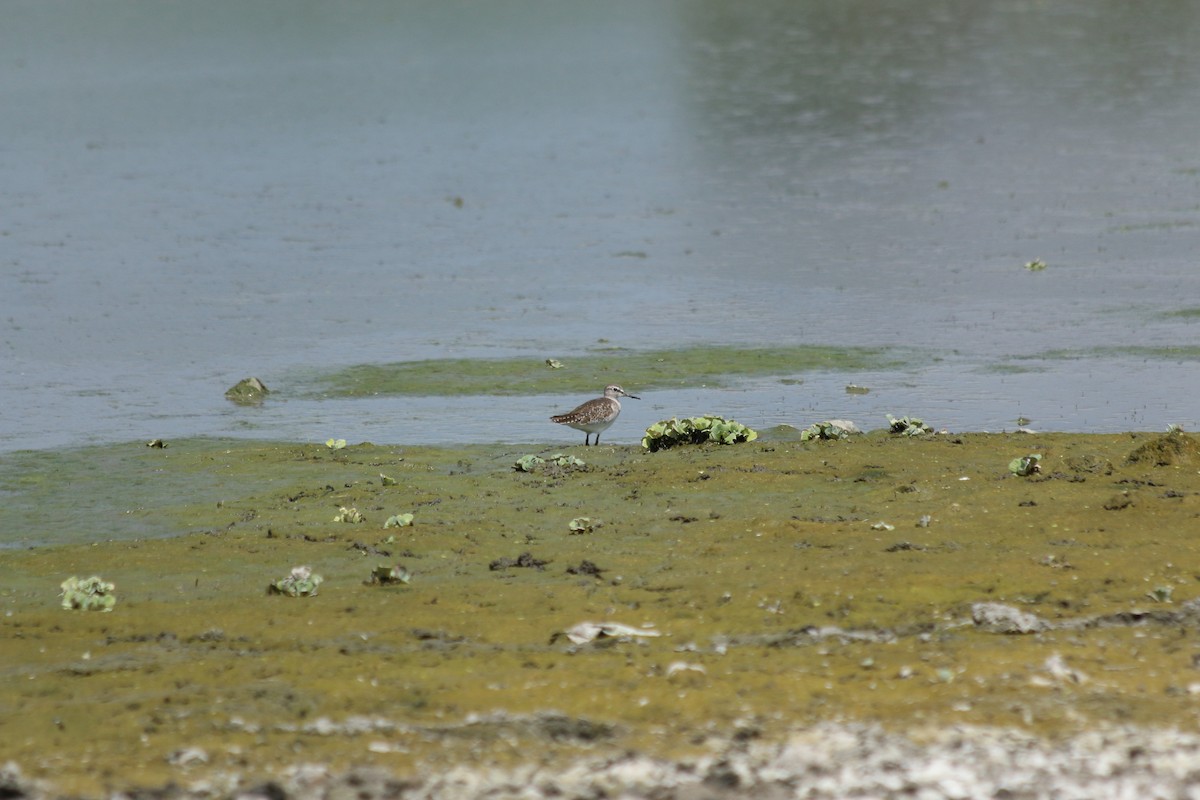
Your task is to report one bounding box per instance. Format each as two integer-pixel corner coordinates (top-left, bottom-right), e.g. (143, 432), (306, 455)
(1018, 345), (1200, 362)
(1162, 307), (1200, 320)
(299, 345), (901, 398)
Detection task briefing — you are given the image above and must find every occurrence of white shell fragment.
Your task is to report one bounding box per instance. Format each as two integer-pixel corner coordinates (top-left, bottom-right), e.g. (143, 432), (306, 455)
(665, 661), (707, 678)
(1040, 653), (1089, 685)
(166, 747), (209, 767)
(563, 622), (661, 645)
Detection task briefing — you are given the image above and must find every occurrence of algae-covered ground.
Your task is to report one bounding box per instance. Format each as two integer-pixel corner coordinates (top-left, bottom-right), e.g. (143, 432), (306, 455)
(4, 429), (1200, 796)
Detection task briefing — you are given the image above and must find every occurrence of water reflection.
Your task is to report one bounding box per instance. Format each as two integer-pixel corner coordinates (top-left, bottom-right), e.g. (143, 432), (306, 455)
(682, 1), (980, 152)
(684, 1), (1200, 152)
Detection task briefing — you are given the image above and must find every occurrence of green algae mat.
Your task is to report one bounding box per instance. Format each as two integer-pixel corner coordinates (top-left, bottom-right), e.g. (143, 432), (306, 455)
(3, 430), (1200, 796)
(298, 345), (901, 397)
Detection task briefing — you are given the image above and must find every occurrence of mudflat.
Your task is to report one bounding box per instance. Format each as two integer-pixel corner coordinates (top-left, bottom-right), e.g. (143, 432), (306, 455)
(3, 429), (1200, 797)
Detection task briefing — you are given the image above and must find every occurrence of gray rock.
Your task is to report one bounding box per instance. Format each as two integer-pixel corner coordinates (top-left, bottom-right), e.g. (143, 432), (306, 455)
(971, 602), (1050, 633)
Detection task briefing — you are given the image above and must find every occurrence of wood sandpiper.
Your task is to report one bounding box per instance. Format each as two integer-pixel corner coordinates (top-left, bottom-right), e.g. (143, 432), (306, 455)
(550, 385), (640, 446)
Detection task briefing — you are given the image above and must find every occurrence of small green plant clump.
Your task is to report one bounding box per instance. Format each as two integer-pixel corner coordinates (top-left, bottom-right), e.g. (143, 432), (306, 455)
(642, 416), (758, 452)
(60, 576), (116, 612)
(1146, 585), (1173, 603)
(568, 517), (595, 534)
(800, 420), (860, 442)
(886, 415), (934, 436)
(368, 564), (411, 585)
(384, 513), (414, 528)
(513, 453), (586, 472)
(268, 566), (323, 597)
(513, 454), (544, 472)
(1009, 453), (1043, 476)
(333, 506), (364, 523)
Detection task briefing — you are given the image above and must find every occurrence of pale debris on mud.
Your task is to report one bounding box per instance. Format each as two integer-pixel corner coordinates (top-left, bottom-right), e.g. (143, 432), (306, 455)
(8, 724), (1200, 799)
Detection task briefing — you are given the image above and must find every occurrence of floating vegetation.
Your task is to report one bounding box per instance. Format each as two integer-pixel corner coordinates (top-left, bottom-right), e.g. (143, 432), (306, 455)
(545, 358), (564, 369)
(60, 576), (116, 612)
(1024, 259), (1047, 271)
(368, 564), (411, 586)
(325, 438), (347, 450)
(845, 384), (871, 395)
(886, 415), (933, 436)
(642, 416), (758, 452)
(225, 376), (270, 405)
(568, 517), (595, 534)
(1162, 308), (1200, 320)
(305, 345), (903, 398)
(268, 566), (323, 597)
(1009, 454), (1043, 476)
(800, 420), (862, 442)
(383, 513), (414, 528)
(1022, 345), (1200, 362)
(333, 506), (364, 524)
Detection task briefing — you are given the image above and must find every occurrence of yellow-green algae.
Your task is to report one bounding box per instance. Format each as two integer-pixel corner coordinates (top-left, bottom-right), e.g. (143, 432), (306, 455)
(3, 432), (1200, 795)
(1018, 345), (1200, 362)
(301, 345), (902, 397)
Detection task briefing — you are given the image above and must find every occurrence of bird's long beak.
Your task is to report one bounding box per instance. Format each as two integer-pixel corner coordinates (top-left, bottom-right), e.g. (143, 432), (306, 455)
(624, 391), (640, 400)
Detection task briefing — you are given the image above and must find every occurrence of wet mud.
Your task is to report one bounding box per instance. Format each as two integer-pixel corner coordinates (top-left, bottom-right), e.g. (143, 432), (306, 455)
(3, 430), (1200, 796)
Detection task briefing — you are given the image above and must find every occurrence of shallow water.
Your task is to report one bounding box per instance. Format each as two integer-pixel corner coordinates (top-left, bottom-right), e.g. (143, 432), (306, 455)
(3, 0), (1200, 453)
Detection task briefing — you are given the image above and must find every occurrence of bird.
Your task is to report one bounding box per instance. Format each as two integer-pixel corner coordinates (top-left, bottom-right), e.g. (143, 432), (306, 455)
(550, 385), (640, 446)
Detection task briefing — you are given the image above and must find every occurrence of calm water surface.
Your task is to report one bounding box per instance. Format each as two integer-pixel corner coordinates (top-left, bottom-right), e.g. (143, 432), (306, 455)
(3, 0), (1200, 453)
